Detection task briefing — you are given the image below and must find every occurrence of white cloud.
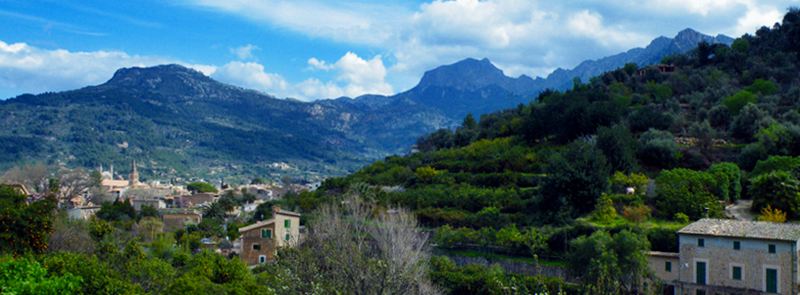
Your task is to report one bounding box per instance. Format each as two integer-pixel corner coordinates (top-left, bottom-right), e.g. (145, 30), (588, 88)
(185, 0), (798, 93)
(302, 52), (393, 99)
(567, 10), (648, 48)
(734, 3), (784, 35)
(230, 44), (259, 60)
(0, 40), (214, 98)
(211, 61), (289, 94)
(307, 57), (333, 71)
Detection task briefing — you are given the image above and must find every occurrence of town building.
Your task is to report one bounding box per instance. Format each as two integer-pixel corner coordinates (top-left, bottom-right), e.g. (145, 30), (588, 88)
(649, 218), (800, 294)
(237, 206), (300, 266)
(160, 209), (202, 232)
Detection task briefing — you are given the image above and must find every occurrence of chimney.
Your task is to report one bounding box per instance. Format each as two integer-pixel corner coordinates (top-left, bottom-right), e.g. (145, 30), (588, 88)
(272, 206), (281, 215)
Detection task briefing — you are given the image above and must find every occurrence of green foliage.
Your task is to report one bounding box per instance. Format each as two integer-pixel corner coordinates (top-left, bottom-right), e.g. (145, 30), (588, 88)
(750, 155), (800, 178)
(609, 172), (648, 196)
(540, 142), (611, 220)
(750, 171), (800, 219)
(186, 182), (218, 193)
(567, 230), (650, 294)
(723, 90), (757, 115)
(730, 104), (769, 141)
(591, 194), (618, 223)
(0, 184), (56, 254)
(429, 256), (570, 295)
(746, 78), (779, 95)
(637, 129), (679, 168)
(707, 162), (742, 202)
(0, 256), (82, 295)
(596, 125), (638, 172)
(654, 168), (722, 220)
(95, 199), (137, 223)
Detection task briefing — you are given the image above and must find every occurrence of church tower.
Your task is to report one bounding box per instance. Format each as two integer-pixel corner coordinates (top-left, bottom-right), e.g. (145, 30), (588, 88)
(129, 160), (140, 186)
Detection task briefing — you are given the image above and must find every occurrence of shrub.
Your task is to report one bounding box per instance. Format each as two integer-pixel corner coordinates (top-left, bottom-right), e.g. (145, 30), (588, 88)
(622, 205), (652, 223)
(758, 205), (787, 223)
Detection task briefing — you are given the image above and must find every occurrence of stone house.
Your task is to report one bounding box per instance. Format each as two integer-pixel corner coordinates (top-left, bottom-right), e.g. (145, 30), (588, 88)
(649, 218), (800, 294)
(160, 209), (202, 232)
(179, 193), (218, 208)
(238, 206), (300, 266)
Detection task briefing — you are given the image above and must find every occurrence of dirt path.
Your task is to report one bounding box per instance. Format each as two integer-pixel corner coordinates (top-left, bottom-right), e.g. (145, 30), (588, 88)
(725, 200), (755, 221)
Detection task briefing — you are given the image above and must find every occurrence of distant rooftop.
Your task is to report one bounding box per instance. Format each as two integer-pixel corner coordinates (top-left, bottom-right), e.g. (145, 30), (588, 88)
(679, 218), (800, 242)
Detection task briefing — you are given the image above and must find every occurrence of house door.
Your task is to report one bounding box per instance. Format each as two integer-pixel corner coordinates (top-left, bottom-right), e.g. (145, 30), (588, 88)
(765, 268), (778, 293)
(696, 261), (707, 285)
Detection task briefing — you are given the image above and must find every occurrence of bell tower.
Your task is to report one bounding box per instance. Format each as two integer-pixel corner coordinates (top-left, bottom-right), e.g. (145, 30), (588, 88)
(129, 160), (140, 186)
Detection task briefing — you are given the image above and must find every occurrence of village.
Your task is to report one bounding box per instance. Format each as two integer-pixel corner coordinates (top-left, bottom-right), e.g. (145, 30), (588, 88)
(5, 160), (797, 294)
(12, 161), (313, 267)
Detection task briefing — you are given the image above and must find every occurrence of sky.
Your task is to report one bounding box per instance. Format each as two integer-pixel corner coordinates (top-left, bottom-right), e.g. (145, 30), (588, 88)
(0, 0), (797, 101)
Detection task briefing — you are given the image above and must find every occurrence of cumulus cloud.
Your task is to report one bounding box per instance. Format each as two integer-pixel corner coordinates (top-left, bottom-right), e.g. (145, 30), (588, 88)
(0, 40), (214, 98)
(301, 52), (393, 99)
(211, 61), (289, 94)
(186, 0), (796, 92)
(230, 44), (259, 60)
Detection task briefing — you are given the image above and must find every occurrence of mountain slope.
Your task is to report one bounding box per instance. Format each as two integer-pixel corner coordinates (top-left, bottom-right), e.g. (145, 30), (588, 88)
(540, 28), (733, 91)
(0, 28), (732, 180)
(0, 65), (377, 179)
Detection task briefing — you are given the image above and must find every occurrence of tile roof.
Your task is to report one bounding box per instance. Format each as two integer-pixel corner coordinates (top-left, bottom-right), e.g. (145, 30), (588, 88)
(238, 209), (300, 232)
(678, 218), (800, 242)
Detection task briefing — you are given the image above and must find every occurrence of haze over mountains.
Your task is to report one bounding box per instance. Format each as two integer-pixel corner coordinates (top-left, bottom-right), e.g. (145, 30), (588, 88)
(0, 28), (731, 180)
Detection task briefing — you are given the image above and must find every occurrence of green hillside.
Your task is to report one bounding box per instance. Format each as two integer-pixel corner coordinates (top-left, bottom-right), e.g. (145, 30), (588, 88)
(286, 8), (800, 292)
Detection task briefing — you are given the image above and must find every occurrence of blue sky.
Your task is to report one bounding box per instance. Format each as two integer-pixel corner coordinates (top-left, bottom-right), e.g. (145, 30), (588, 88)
(0, 0), (797, 100)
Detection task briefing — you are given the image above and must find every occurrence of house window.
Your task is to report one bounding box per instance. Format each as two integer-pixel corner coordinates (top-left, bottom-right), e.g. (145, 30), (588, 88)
(285, 233), (291, 241)
(698, 238), (705, 247)
(768, 244), (776, 253)
(261, 229), (272, 238)
(665, 261), (672, 272)
(733, 241), (740, 250)
(284, 219), (291, 228)
(252, 243), (261, 251)
(732, 266), (742, 280)
(258, 255), (266, 264)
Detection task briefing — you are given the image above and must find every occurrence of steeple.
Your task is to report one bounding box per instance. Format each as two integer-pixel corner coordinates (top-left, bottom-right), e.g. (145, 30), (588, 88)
(129, 160), (140, 186)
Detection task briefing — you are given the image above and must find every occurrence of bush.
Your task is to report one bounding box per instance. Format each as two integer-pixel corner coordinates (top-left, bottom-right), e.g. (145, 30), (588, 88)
(622, 205), (652, 223)
(722, 90), (757, 115)
(654, 168), (722, 220)
(707, 162), (742, 202)
(638, 129), (679, 168)
(186, 182), (217, 193)
(750, 171), (800, 219)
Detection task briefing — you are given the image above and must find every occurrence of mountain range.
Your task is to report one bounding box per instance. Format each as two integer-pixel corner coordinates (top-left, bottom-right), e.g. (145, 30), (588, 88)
(0, 28), (732, 181)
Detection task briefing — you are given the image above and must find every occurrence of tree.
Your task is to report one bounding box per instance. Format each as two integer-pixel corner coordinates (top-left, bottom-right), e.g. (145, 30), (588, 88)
(54, 167), (94, 205)
(0, 184), (57, 254)
(707, 162), (742, 202)
(48, 215), (95, 254)
(722, 90), (757, 115)
(654, 169), (721, 220)
(730, 104), (769, 141)
(567, 230), (650, 294)
(0, 163), (50, 194)
(0, 256), (82, 294)
(596, 125), (638, 172)
(96, 199), (137, 222)
(540, 142), (611, 220)
(187, 182), (218, 193)
(637, 129), (679, 168)
(750, 171), (800, 219)
(276, 196), (438, 295)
